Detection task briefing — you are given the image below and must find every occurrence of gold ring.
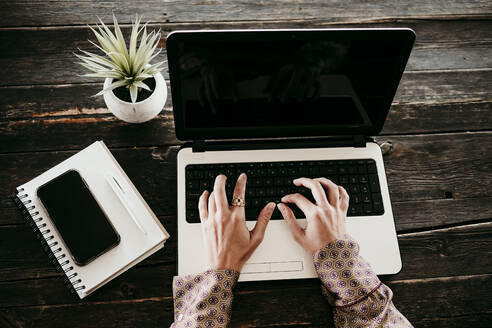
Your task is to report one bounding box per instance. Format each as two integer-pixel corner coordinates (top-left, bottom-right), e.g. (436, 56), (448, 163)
(231, 196), (246, 207)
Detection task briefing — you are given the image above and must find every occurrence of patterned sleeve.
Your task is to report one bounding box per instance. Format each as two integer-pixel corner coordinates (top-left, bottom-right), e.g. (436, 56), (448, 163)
(170, 269), (240, 328)
(313, 236), (413, 328)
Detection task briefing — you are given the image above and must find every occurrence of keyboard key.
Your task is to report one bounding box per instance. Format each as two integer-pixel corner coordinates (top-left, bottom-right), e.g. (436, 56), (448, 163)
(349, 204), (362, 216)
(252, 198), (262, 207)
(369, 175), (381, 192)
(349, 185), (360, 194)
(347, 166), (357, 174)
(367, 162), (377, 173)
(363, 204), (373, 215)
(188, 191), (202, 199)
(308, 166), (319, 176)
(188, 210), (199, 223)
(187, 180), (199, 190)
(185, 158), (384, 222)
(351, 193), (361, 204)
(274, 177), (284, 186)
(372, 193), (384, 212)
(186, 200), (196, 209)
(200, 180), (210, 190)
(320, 166), (336, 175)
(339, 176), (349, 184)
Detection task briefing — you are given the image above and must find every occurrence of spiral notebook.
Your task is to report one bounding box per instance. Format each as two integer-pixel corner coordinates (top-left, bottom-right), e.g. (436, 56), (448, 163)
(12, 141), (170, 299)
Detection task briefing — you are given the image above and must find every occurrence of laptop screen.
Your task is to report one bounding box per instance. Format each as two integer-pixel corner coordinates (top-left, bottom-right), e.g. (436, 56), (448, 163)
(167, 29), (414, 140)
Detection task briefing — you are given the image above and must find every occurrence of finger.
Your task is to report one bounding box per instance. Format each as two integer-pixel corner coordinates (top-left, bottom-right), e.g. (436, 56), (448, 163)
(233, 173), (247, 199)
(281, 193), (314, 215)
(213, 174), (229, 210)
(250, 202), (275, 245)
(293, 177), (329, 207)
(208, 191), (217, 217)
(277, 203), (305, 243)
(198, 190), (209, 222)
(314, 178), (340, 207)
(338, 186), (350, 213)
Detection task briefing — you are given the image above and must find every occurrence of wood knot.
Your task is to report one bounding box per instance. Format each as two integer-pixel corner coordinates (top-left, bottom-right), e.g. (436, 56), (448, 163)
(380, 141), (393, 156)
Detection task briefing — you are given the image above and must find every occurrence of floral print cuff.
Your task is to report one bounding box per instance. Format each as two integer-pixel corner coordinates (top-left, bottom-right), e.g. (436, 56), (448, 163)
(172, 269), (240, 328)
(313, 237), (381, 307)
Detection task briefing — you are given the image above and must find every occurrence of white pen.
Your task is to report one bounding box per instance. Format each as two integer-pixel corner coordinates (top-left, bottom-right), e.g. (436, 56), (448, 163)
(105, 173), (147, 235)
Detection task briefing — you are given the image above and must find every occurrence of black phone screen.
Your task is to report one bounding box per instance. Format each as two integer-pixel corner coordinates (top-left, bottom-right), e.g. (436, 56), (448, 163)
(37, 170), (120, 266)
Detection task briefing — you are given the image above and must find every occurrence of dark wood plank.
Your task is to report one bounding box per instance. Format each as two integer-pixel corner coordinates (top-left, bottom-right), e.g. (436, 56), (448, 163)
(374, 132), (492, 202)
(0, 273), (490, 328)
(2, 20), (492, 86)
(1, 221), (490, 306)
(1, 70), (491, 154)
(0, 216), (177, 282)
(3, 0), (491, 27)
(1, 132), (491, 230)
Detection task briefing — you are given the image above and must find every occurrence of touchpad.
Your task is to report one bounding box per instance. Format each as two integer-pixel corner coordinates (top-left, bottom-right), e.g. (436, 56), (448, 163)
(242, 261), (303, 274)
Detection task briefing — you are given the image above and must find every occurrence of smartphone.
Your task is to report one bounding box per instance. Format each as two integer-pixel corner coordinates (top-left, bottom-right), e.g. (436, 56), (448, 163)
(37, 170), (120, 266)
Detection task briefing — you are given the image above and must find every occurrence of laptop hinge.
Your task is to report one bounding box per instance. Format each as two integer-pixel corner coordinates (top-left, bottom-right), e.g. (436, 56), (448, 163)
(192, 140), (206, 152)
(353, 135), (366, 148)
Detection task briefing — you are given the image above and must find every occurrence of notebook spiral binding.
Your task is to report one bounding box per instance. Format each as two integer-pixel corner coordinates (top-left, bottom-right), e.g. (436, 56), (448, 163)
(12, 188), (86, 295)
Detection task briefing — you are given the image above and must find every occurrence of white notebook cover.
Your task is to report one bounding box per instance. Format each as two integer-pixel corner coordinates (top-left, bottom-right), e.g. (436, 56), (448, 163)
(15, 141), (170, 298)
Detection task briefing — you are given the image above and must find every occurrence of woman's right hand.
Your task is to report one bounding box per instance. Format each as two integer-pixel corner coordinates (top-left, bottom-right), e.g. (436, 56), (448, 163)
(277, 177), (349, 255)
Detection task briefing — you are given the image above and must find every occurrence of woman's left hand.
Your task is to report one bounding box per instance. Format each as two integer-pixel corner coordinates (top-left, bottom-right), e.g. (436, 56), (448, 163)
(198, 173), (276, 272)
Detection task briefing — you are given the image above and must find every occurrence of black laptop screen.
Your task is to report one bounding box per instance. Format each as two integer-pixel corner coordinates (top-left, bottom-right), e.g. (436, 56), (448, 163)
(167, 29), (414, 140)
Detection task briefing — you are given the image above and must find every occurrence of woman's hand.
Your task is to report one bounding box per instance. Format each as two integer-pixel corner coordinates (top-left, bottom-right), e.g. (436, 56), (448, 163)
(198, 173), (276, 272)
(278, 177), (349, 255)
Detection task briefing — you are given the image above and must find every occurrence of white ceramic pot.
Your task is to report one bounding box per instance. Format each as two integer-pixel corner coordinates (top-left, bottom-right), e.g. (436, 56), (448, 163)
(103, 71), (167, 123)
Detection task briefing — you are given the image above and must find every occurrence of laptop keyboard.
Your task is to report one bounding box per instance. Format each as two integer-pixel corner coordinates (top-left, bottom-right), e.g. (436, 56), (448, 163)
(185, 159), (384, 223)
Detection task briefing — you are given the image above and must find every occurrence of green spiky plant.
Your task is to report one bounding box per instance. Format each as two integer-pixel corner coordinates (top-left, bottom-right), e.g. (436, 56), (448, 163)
(75, 14), (165, 103)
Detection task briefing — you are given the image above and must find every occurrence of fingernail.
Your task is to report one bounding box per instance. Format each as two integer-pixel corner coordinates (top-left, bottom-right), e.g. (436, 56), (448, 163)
(268, 202), (276, 209)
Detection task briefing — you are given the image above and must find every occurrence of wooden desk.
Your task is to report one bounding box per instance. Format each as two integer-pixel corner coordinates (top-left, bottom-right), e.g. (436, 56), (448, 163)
(1, 1), (491, 327)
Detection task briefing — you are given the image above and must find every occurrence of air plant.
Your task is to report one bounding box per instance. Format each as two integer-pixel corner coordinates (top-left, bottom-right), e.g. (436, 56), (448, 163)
(75, 14), (165, 103)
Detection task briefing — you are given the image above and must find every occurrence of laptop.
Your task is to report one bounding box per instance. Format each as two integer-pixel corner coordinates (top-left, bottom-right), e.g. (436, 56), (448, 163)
(167, 28), (415, 281)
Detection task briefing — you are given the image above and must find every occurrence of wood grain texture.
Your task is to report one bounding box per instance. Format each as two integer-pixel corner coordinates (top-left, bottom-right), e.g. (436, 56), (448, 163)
(1, 1), (491, 327)
(1, 70), (491, 153)
(2, 20), (492, 86)
(0, 273), (490, 328)
(1, 221), (490, 306)
(1, 132), (491, 228)
(2, 0), (492, 27)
